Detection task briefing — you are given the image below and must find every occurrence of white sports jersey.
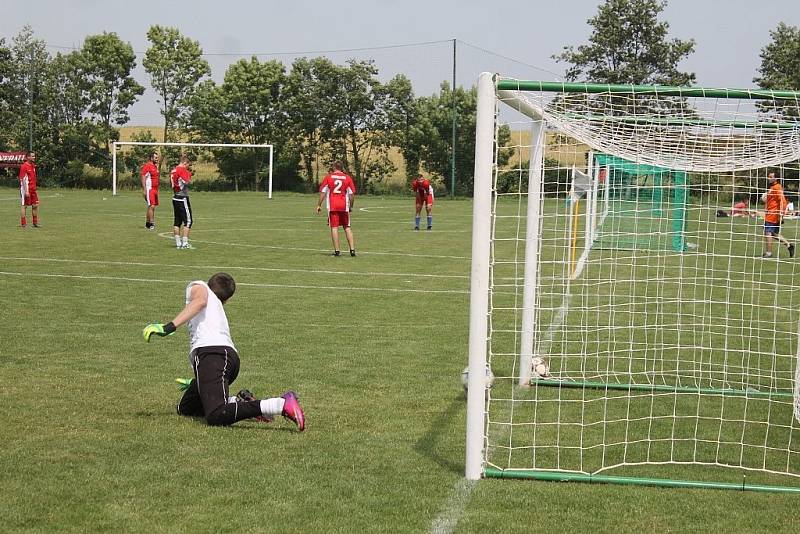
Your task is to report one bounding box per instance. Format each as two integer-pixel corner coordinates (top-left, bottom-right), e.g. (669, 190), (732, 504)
(186, 281), (236, 357)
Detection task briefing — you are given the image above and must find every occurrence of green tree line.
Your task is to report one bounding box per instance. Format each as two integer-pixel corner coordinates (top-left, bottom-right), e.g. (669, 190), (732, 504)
(1, 1), (798, 195)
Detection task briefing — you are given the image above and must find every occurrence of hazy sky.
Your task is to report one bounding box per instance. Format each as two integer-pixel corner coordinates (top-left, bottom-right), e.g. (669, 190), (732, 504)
(4, 0), (799, 125)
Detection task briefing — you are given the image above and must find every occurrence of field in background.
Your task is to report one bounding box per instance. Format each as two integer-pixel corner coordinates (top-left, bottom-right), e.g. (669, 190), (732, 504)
(2, 188), (797, 532)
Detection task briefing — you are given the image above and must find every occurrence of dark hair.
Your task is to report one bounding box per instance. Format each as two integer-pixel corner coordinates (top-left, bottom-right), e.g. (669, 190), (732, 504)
(333, 160), (343, 171)
(208, 272), (236, 303)
(150, 151), (159, 160)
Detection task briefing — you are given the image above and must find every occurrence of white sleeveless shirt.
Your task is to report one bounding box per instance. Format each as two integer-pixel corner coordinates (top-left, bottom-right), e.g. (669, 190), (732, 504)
(186, 281), (236, 354)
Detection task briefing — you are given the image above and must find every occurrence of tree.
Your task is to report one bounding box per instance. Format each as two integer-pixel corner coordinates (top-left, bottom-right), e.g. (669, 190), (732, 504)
(320, 60), (396, 193)
(410, 82), (511, 196)
(383, 74), (419, 180)
(754, 22), (800, 120)
(0, 38), (15, 151)
(143, 26), (210, 144)
(284, 57), (337, 189)
(188, 57), (299, 191)
(79, 32), (144, 157)
(554, 0), (695, 85)
(8, 25), (50, 154)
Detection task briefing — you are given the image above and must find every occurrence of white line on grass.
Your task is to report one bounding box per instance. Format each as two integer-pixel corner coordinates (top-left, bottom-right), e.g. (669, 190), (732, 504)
(0, 256), (469, 280)
(154, 233), (470, 260)
(429, 478), (476, 534)
(0, 271), (468, 295)
(0, 194), (61, 201)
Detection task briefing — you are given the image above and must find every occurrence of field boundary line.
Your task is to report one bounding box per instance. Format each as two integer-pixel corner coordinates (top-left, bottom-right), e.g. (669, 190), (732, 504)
(155, 233), (469, 259)
(0, 271), (468, 295)
(0, 256), (469, 280)
(429, 478), (476, 534)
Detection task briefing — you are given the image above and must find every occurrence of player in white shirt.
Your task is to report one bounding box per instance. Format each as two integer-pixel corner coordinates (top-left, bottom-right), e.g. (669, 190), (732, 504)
(143, 272), (305, 430)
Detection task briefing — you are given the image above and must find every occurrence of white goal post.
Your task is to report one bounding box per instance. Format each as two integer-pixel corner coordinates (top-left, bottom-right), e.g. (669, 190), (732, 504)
(466, 72), (800, 492)
(111, 141), (274, 198)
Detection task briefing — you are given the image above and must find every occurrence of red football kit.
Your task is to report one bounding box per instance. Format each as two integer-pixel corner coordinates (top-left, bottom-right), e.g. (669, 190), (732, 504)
(412, 177), (434, 207)
(19, 160), (38, 206)
(141, 161), (160, 206)
(171, 165), (192, 196)
(320, 170), (356, 227)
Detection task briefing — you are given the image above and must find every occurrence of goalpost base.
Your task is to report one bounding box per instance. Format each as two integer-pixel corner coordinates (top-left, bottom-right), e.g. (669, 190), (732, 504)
(483, 468), (800, 494)
(530, 378), (795, 400)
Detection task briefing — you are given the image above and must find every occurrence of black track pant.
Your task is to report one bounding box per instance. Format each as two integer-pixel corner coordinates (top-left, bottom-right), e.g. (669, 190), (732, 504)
(176, 345), (262, 426)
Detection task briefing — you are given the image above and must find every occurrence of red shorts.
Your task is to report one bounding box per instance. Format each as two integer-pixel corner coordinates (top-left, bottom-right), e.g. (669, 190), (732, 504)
(21, 190), (39, 206)
(328, 211), (350, 228)
(416, 194), (433, 208)
(146, 189), (159, 206)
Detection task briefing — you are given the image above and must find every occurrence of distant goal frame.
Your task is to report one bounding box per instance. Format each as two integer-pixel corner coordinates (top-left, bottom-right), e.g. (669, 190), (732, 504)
(111, 141), (274, 198)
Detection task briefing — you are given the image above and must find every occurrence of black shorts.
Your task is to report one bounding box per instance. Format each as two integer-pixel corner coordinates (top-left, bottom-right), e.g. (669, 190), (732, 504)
(176, 345), (261, 426)
(172, 196), (193, 228)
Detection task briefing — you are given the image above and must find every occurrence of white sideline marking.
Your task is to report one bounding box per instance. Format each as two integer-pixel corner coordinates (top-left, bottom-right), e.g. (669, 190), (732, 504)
(0, 194), (61, 202)
(0, 256), (469, 280)
(154, 233), (469, 260)
(0, 271), (468, 295)
(429, 478), (476, 534)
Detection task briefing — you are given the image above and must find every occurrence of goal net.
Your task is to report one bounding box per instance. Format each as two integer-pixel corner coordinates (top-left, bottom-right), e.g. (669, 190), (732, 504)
(465, 73), (800, 491)
(111, 141), (274, 197)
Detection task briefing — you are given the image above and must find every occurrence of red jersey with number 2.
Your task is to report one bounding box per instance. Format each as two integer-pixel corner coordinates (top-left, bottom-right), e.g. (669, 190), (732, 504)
(320, 170), (355, 212)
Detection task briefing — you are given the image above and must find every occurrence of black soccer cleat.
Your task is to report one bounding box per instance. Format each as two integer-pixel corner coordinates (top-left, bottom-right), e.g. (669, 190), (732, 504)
(789, 244), (796, 258)
(332, 250), (341, 257)
(350, 249), (356, 257)
(236, 389), (271, 423)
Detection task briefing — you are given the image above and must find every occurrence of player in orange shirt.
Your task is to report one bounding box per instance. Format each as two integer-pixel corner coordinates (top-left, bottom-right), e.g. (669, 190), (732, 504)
(411, 174), (434, 230)
(316, 160), (357, 256)
(18, 151), (39, 228)
(762, 172), (795, 258)
(141, 152), (160, 230)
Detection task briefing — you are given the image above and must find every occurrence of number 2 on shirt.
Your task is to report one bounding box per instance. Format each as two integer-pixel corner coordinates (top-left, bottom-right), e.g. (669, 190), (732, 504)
(333, 178), (343, 194)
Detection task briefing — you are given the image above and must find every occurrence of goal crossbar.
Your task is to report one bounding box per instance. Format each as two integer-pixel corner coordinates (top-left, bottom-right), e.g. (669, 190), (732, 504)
(496, 79), (800, 100)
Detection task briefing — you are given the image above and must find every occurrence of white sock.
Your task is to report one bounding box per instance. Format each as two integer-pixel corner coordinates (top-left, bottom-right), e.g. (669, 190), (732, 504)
(227, 396), (237, 403)
(260, 397), (285, 417)
(174, 235), (181, 247)
(182, 236), (188, 246)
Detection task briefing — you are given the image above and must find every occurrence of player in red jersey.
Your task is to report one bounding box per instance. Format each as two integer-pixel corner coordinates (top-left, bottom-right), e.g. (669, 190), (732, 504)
(170, 155), (194, 249)
(141, 152), (160, 229)
(411, 174), (434, 230)
(19, 151), (39, 228)
(316, 160), (357, 256)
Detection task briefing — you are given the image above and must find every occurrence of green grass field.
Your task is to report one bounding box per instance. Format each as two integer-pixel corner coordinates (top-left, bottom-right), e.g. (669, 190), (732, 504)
(2, 188), (799, 533)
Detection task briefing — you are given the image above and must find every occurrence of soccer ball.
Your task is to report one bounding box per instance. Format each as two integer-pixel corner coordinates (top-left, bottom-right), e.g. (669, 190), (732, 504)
(461, 366), (495, 392)
(531, 357), (550, 379)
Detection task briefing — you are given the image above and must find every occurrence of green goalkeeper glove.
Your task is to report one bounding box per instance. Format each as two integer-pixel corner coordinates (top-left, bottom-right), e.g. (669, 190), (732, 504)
(143, 322), (177, 342)
(175, 377), (193, 391)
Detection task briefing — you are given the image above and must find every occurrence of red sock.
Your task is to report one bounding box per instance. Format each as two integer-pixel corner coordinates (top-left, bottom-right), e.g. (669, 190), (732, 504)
(21, 217), (27, 226)
(32, 215), (38, 225)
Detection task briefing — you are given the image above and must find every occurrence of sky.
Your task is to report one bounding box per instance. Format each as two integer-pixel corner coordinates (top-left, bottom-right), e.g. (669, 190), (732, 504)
(3, 0), (799, 125)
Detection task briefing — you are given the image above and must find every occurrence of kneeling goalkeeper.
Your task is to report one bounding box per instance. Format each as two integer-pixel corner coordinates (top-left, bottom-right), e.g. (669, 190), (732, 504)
(143, 272), (305, 430)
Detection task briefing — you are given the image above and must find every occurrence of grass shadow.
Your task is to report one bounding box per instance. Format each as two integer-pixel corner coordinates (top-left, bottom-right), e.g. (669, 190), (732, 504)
(413, 394), (464, 475)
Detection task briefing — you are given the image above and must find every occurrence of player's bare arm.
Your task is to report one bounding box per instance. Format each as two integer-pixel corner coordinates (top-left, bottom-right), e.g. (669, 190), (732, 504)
(316, 191), (326, 213)
(143, 284), (208, 341)
(170, 284), (208, 328)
